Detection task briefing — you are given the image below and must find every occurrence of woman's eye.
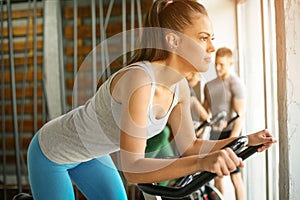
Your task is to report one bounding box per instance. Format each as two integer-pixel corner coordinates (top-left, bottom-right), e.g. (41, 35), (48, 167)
(199, 37), (208, 42)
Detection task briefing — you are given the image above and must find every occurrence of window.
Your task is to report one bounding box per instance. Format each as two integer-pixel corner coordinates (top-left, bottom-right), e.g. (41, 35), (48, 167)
(237, 0), (279, 199)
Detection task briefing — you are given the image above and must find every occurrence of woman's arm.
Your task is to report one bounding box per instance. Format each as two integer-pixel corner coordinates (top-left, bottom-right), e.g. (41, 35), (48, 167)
(116, 72), (207, 183)
(120, 131), (203, 184)
(116, 71), (275, 184)
(117, 73), (241, 184)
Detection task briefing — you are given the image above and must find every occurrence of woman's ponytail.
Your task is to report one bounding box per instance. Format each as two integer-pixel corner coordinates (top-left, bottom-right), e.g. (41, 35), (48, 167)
(128, 0), (208, 64)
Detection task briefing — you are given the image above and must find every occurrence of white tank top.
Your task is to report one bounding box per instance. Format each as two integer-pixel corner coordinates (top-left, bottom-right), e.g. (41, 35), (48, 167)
(38, 61), (179, 164)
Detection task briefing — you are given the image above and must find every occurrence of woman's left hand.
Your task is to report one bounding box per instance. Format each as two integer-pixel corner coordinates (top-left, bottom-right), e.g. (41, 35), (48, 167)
(247, 129), (277, 152)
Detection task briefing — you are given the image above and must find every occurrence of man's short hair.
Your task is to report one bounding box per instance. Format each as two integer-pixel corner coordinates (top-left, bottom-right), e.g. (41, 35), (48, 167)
(216, 47), (233, 58)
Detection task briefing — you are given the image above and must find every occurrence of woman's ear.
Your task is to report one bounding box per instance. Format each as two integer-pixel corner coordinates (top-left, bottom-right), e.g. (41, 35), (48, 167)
(165, 33), (179, 50)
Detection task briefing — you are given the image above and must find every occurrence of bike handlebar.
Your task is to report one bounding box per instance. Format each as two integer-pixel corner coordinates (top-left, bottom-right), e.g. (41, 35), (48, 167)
(138, 137), (262, 198)
(195, 111), (227, 132)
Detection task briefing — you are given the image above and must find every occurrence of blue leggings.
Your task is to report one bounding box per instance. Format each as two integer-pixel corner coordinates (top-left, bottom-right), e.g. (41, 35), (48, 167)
(27, 131), (127, 200)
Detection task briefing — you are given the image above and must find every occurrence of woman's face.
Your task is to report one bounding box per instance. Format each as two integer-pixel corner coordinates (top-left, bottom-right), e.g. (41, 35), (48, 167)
(176, 14), (215, 73)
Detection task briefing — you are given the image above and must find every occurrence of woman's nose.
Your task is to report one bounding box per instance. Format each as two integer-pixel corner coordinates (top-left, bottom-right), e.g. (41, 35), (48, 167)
(207, 39), (215, 53)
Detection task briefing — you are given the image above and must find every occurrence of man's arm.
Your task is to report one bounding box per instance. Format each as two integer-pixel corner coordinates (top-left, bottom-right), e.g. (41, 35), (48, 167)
(230, 98), (245, 137)
(190, 95), (209, 121)
(203, 84), (212, 115)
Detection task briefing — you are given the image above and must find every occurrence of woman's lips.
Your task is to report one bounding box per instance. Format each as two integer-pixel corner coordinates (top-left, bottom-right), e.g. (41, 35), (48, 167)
(204, 57), (211, 63)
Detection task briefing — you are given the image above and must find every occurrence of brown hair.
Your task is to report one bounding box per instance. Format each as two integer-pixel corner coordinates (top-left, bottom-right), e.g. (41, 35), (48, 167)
(215, 47), (233, 58)
(128, 0), (208, 64)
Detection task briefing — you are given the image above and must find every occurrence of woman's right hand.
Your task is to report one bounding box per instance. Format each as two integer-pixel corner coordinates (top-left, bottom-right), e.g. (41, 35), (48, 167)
(247, 129), (277, 152)
(198, 147), (243, 177)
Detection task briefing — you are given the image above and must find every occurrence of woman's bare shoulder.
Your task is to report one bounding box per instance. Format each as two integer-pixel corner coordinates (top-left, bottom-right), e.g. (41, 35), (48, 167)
(111, 67), (153, 102)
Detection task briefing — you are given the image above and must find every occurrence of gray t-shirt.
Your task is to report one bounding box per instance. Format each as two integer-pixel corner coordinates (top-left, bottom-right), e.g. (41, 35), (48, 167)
(38, 61), (179, 164)
(204, 73), (245, 131)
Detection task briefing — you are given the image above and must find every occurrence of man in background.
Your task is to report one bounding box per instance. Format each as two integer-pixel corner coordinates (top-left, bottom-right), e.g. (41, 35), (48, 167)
(204, 47), (246, 200)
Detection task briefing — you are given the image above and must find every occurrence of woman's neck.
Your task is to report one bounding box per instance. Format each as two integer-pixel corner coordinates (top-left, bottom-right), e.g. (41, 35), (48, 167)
(150, 60), (184, 88)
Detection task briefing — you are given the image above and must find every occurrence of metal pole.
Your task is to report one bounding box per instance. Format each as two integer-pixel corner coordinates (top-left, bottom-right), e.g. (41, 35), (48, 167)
(33, 0), (38, 133)
(42, 89), (47, 123)
(41, 0), (47, 124)
(73, 0), (78, 108)
(56, 0), (66, 113)
(104, 0), (114, 30)
(91, 0), (97, 92)
(102, 0), (114, 78)
(122, 0), (126, 65)
(20, 0), (31, 146)
(260, 0), (270, 199)
(130, 0), (135, 57)
(99, 0), (105, 81)
(136, 0), (142, 28)
(1, 1), (7, 198)
(19, 0), (32, 181)
(7, 0), (22, 192)
(72, 3), (79, 198)
(99, 0), (107, 81)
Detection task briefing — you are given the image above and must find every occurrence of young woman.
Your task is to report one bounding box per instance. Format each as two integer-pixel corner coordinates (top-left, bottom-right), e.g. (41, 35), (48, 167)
(27, 0), (276, 199)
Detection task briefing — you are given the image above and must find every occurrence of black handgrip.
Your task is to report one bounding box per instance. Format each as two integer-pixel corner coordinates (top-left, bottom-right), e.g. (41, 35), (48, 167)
(210, 111), (227, 125)
(227, 113), (239, 126)
(138, 171), (216, 198)
(195, 111), (227, 132)
(222, 136), (248, 151)
(237, 144), (262, 160)
(138, 138), (260, 199)
(195, 119), (210, 132)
